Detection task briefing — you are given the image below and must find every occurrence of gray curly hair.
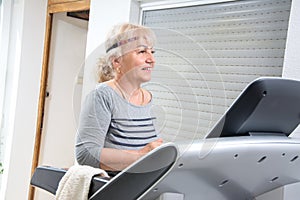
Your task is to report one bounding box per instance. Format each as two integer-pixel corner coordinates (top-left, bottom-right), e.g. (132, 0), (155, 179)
(97, 23), (156, 82)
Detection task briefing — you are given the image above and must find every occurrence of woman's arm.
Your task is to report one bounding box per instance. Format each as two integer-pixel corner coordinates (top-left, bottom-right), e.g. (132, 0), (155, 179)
(99, 138), (163, 171)
(76, 89), (112, 168)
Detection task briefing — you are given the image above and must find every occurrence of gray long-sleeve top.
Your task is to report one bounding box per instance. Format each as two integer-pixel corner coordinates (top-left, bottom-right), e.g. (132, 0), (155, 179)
(75, 83), (158, 168)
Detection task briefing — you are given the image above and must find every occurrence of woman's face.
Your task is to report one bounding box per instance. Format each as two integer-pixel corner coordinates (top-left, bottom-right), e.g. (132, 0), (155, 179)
(118, 44), (155, 84)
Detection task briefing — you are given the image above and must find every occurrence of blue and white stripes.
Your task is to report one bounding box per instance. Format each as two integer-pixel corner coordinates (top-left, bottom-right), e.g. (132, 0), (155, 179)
(108, 117), (158, 148)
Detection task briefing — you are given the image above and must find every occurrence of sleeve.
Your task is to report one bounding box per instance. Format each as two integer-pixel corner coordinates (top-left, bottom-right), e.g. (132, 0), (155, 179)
(75, 89), (112, 168)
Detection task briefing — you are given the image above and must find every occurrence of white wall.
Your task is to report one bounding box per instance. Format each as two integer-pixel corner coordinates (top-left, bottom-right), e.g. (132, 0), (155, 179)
(0, 0), (47, 199)
(82, 0), (138, 98)
(283, 0), (300, 80)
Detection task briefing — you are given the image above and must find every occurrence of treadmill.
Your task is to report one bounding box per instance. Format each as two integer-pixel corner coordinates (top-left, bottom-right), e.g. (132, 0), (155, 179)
(31, 77), (300, 200)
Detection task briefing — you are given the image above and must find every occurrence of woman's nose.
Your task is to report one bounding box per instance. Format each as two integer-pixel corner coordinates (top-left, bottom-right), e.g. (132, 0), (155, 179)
(146, 50), (155, 63)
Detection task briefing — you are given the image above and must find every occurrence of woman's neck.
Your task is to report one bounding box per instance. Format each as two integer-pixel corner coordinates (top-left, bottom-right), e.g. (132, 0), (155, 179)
(113, 79), (144, 105)
(114, 77), (140, 95)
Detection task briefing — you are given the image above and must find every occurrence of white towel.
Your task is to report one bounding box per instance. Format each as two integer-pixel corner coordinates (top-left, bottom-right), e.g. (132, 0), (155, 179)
(55, 165), (109, 200)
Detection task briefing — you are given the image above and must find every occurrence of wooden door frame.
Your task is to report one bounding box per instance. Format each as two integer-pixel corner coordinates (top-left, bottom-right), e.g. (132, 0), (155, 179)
(28, 1), (89, 199)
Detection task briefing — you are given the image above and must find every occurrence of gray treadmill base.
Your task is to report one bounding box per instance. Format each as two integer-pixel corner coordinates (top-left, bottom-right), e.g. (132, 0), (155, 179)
(141, 136), (300, 200)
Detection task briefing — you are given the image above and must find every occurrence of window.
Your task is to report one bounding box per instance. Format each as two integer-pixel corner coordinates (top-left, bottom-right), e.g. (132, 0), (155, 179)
(0, 0), (6, 181)
(0, 0), (13, 184)
(142, 0), (292, 142)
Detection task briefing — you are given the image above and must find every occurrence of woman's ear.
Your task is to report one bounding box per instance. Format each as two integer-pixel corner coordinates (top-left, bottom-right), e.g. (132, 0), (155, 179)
(111, 57), (122, 74)
(112, 57), (121, 67)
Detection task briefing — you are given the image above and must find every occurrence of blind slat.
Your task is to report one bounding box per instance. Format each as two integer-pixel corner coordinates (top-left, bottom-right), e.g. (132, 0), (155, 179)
(142, 0), (291, 141)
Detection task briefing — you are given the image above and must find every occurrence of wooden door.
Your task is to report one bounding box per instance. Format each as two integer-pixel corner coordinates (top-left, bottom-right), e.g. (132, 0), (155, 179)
(29, 1), (89, 199)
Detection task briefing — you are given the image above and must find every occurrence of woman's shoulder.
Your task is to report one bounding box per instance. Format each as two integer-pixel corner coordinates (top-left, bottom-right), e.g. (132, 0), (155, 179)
(84, 82), (114, 101)
(82, 82), (115, 107)
(94, 82), (114, 94)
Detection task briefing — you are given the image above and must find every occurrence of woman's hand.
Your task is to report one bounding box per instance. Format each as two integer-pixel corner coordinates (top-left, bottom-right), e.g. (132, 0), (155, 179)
(139, 138), (163, 154)
(100, 138), (163, 171)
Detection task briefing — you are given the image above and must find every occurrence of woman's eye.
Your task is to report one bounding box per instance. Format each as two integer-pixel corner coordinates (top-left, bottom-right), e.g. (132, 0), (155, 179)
(138, 50), (147, 54)
(137, 50), (155, 54)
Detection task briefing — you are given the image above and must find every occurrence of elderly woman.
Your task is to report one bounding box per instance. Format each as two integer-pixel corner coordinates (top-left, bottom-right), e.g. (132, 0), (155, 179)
(75, 23), (163, 172)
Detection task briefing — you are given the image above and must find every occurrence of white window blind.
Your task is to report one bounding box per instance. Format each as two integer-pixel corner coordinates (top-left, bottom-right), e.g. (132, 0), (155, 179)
(141, 0), (292, 142)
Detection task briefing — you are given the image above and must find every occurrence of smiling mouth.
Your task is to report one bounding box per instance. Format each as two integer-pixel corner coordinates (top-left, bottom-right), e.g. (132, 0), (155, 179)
(141, 67), (152, 71)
